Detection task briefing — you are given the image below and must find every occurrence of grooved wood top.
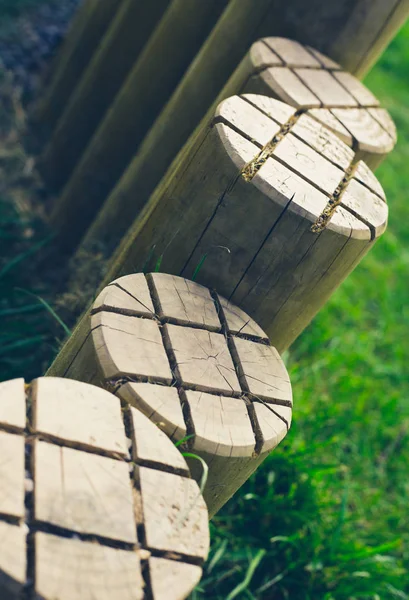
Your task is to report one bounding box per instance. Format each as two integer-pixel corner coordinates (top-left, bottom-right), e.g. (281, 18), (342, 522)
(90, 273), (293, 461)
(0, 377), (209, 600)
(248, 37), (396, 157)
(216, 94), (387, 240)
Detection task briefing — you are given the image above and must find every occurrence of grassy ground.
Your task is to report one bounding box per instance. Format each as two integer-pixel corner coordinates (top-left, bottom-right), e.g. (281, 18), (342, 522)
(193, 25), (409, 600)
(0, 5), (408, 598)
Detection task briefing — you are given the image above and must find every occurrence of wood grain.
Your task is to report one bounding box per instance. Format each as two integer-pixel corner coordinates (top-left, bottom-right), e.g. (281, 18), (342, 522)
(102, 94), (386, 352)
(0, 377), (209, 599)
(49, 273), (293, 516)
(0, 378), (25, 431)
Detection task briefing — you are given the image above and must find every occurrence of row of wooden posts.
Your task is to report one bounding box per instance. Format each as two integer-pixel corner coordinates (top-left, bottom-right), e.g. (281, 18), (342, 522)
(0, 0), (406, 598)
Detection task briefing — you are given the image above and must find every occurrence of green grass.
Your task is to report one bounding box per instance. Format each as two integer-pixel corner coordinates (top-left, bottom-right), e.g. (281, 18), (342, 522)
(192, 24), (409, 600)
(0, 11), (408, 600)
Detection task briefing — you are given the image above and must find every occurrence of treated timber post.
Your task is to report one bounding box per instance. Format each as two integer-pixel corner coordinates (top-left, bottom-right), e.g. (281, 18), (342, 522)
(46, 0), (230, 254)
(32, 0), (122, 134)
(0, 377), (209, 600)
(102, 95), (388, 352)
(75, 38), (395, 264)
(37, 0), (170, 191)
(256, 0), (409, 78)
(47, 273), (293, 517)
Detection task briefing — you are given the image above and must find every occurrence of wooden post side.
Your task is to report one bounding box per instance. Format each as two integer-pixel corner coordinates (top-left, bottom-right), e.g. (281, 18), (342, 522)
(102, 95), (387, 352)
(0, 376), (209, 599)
(72, 37), (395, 267)
(256, 0), (409, 77)
(46, 0), (272, 255)
(47, 273), (293, 517)
(32, 0), (122, 134)
(37, 0), (170, 192)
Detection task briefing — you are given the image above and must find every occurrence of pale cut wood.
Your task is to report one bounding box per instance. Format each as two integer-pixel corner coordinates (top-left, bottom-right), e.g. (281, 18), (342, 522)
(129, 406), (188, 473)
(109, 274), (157, 312)
(0, 378), (25, 431)
(48, 273), (292, 516)
(74, 35), (392, 275)
(0, 376), (208, 600)
(35, 532), (144, 600)
(164, 324), (241, 395)
(91, 311), (173, 383)
(32, 377), (128, 456)
(137, 466), (209, 559)
(273, 132), (345, 196)
(332, 71), (380, 107)
(185, 391), (255, 457)
(39, 0), (170, 191)
(331, 107), (395, 168)
(253, 402), (288, 453)
(93, 276), (155, 317)
(0, 522), (26, 598)
(150, 272), (221, 330)
(232, 338), (292, 403)
(240, 93), (296, 125)
(101, 95), (386, 352)
(291, 113), (354, 170)
(119, 382), (187, 441)
(294, 68), (358, 107)
(0, 431), (25, 519)
(264, 37), (321, 67)
(219, 297), (268, 339)
(354, 160), (387, 201)
(256, 0), (409, 77)
(367, 107), (398, 143)
(306, 46), (341, 70)
(340, 178), (388, 237)
(258, 66), (321, 108)
(307, 108), (354, 147)
(149, 557), (203, 600)
(32, 0), (122, 132)
(261, 402), (292, 428)
(34, 440), (137, 543)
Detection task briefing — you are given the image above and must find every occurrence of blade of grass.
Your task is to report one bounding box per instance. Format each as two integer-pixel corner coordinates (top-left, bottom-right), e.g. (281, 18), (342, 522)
(16, 288), (71, 336)
(225, 549), (266, 600)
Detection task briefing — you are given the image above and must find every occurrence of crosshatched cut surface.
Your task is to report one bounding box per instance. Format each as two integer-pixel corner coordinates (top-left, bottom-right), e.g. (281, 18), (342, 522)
(0, 377), (209, 600)
(243, 37), (396, 169)
(58, 272), (293, 516)
(104, 95), (387, 354)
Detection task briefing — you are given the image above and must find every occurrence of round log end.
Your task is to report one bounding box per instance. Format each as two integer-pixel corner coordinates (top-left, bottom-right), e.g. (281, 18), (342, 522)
(247, 37), (396, 162)
(90, 273), (292, 464)
(0, 377), (209, 600)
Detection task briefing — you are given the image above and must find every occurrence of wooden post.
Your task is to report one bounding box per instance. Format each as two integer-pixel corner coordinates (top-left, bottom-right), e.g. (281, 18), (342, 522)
(37, 0), (170, 191)
(46, 0), (229, 255)
(32, 0), (122, 135)
(256, 0), (409, 78)
(102, 95), (388, 352)
(47, 273), (293, 517)
(0, 376), (209, 599)
(74, 37), (395, 265)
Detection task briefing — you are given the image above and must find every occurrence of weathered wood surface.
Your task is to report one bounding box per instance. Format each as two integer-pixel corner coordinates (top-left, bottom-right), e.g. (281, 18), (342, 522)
(221, 37), (396, 169)
(32, 0), (122, 133)
(45, 0), (227, 252)
(73, 36), (394, 264)
(101, 95), (387, 352)
(256, 0), (409, 77)
(48, 273), (293, 516)
(0, 377), (209, 599)
(38, 0), (170, 191)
